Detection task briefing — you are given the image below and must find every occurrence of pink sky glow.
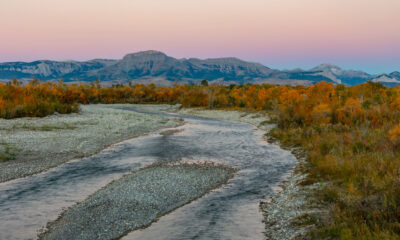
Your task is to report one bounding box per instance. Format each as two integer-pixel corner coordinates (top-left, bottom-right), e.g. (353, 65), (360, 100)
(1, 0), (399, 73)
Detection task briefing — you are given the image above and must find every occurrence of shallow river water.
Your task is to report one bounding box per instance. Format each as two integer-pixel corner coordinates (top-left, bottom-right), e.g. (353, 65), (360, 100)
(0, 109), (296, 240)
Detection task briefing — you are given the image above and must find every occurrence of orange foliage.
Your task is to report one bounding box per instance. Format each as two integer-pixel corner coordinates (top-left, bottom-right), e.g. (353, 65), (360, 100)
(2, 80), (399, 128)
(337, 98), (365, 125)
(311, 103), (331, 124)
(389, 124), (400, 145)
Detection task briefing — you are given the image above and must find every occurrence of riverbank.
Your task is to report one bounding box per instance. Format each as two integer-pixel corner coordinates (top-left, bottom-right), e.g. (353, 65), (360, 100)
(39, 162), (236, 240)
(259, 143), (327, 240)
(0, 104), (181, 182)
(176, 108), (322, 239)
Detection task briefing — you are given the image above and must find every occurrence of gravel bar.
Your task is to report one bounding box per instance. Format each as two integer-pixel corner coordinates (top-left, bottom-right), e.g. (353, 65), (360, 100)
(0, 104), (181, 182)
(177, 108), (274, 132)
(260, 146), (328, 240)
(39, 162), (236, 240)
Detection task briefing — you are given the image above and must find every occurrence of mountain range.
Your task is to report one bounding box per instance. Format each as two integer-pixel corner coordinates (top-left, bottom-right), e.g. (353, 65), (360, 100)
(1, 50), (399, 86)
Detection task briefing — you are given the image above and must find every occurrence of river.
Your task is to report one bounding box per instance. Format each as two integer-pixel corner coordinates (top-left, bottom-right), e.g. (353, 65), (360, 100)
(0, 108), (296, 240)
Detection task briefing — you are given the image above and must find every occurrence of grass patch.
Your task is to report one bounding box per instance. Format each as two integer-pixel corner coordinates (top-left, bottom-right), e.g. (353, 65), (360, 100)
(40, 123), (76, 131)
(0, 141), (18, 161)
(291, 213), (318, 227)
(19, 123), (77, 131)
(260, 119), (274, 125)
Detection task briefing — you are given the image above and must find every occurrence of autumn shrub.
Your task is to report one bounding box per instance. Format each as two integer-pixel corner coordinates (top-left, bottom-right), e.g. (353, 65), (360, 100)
(0, 81), (80, 119)
(261, 82), (400, 239)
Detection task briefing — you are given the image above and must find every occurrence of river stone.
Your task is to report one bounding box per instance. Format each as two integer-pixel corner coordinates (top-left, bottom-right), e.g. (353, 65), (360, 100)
(39, 163), (236, 240)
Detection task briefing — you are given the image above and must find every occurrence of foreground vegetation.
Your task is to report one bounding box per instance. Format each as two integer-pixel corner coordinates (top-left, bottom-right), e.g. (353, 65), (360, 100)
(2, 79), (400, 238)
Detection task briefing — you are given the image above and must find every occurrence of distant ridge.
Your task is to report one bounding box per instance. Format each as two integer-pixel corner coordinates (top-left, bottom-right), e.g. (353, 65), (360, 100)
(0, 50), (398, 86)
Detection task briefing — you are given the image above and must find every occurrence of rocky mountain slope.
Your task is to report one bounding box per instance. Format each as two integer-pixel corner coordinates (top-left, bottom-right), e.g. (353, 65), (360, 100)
(0, 50), (398, 86)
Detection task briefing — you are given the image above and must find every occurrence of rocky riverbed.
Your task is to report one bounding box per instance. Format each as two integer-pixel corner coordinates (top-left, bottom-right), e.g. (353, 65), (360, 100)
(0, 104), (181, 182)
(176, 108), (326, 240)
(260, 144), (328, 240)
(178, 108), (275, 132)
(39, 162), (236, 240)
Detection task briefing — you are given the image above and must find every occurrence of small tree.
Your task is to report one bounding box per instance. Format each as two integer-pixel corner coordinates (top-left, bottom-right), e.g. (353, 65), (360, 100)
(201, 80), (208, 86)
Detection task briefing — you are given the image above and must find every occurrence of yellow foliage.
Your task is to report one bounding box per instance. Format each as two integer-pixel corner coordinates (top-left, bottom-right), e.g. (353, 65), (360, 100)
(311, 103), (331, 124)
(389, 124), (400, 145)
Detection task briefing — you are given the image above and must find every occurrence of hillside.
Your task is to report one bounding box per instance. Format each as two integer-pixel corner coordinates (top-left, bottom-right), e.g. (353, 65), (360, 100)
(0, 51), (398, 86)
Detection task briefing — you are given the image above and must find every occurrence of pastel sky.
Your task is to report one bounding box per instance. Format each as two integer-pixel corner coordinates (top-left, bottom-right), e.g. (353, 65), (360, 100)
(1, 0), (399, 74)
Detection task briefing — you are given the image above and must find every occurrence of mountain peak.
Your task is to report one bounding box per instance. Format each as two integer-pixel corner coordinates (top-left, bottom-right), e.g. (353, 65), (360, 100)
(119, 51), (173, 67)
(311, 64), (342, 71)
(122, 50), (167, 59)
(389, 71), (400, 80)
